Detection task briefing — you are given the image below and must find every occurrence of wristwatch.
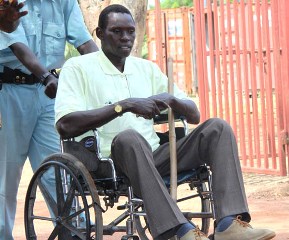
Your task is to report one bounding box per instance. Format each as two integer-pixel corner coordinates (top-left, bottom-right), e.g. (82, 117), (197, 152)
(114, 104), (123, 116)
(39, 72), (52, 85)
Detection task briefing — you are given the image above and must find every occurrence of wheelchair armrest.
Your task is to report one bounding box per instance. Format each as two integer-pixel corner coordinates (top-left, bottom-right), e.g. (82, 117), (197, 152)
(61, 131), (119, 188)
(154, 113), (189, 137)
(153, 113), (186, 125)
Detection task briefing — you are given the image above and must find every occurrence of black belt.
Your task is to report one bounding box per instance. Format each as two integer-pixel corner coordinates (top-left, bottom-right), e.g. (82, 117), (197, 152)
(0, 66), (40, 85)
(0, 67), (58, 90)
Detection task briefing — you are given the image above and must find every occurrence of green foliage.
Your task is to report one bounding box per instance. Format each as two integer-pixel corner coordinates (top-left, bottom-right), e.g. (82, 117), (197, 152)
(142, 34), (148, 59)
(150, 0), (272, 9)
(148, 0), (193, 10)
(161, 0), (193, 9)
(65, 42), (80, 60)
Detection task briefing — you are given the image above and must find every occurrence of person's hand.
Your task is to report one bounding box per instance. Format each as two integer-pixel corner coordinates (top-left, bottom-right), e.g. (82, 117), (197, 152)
(124, 98), (168, 120)
(0, 0), (28, 32)
(44, 75), (58, 99)
(148, 93), (174, 111)
(4, 0), (28, 20)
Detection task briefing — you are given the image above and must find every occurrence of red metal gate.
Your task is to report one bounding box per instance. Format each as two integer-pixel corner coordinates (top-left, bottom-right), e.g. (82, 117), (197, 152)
(193, 0), (288, 176)
(147, 0), (289, 176)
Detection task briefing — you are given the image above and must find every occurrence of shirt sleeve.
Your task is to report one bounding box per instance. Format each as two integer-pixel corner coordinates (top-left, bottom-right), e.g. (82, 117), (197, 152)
(0, 24), (28, 50)
(64, 0), (92, 49)
(54, 57), (87, 124)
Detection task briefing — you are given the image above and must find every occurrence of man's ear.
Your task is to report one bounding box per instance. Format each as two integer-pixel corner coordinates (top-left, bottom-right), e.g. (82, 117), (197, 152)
(95, 27), (103, 40)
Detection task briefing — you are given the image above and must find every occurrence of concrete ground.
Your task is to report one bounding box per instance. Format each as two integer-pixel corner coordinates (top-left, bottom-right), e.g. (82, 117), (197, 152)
(14, 161), (289, 239)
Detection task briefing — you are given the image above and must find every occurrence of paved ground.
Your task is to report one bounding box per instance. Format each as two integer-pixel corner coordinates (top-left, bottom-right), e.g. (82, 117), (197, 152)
(242, 173), (289, 240)
(14, 162), (289, 239)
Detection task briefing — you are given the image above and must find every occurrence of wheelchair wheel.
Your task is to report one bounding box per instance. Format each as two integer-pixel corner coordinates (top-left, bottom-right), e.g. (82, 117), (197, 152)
(135, 183), (211, 239)
(25, 153), (103, 240)
(182, 182), (211, 234)
(135, 206), (150, 240)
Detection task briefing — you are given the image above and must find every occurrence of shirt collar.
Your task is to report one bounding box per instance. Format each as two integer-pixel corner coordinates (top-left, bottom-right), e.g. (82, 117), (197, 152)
(98, 50), (133, 75)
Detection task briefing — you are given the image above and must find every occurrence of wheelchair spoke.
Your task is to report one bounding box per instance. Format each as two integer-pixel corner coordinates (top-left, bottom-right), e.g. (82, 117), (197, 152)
(48, 225), (61, 240)
(37, 177), (58, 217)
(48, 224), (72, 240)
(62, 207), (85, 222)
(61, 178), (77, 217)
(31, 215), (55, 222)
(59, 229), (75, 240)
(61, 221), (86, 239)
(54, 165), (65, 214)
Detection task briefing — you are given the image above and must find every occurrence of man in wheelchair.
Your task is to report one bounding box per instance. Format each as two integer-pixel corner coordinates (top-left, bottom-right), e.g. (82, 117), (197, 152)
(54, 4), (275, 240)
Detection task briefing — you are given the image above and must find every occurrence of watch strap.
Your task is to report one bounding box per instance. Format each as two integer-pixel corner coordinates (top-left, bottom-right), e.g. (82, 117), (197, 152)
(39, 72), (52, 85)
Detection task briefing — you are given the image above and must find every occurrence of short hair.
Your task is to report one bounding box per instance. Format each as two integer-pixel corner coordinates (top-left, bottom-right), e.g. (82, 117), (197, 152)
(98, 4), (134, 29)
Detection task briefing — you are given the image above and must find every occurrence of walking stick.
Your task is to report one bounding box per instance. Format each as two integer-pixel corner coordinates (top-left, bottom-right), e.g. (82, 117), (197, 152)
(168, 58), (178, 240)
(167, 57), (177, 201)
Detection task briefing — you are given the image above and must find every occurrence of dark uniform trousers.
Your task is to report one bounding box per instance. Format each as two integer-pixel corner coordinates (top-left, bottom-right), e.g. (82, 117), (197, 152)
(111, 118), (249, 239)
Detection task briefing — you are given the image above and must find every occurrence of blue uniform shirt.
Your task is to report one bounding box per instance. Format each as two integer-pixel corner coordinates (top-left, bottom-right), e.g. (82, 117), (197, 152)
(0, 0), (92, 73)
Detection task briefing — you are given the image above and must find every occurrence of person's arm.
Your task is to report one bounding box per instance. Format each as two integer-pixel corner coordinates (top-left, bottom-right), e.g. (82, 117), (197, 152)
(9, 42), (58, 98)
(63, 0), (98, 56)
(77, 39), (99, 55)
(56, 97), (168, 139)
(0, 0), (28, 33)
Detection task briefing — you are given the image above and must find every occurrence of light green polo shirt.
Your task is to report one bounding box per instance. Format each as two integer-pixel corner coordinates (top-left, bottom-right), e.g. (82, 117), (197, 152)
(55, 50), (189, 156)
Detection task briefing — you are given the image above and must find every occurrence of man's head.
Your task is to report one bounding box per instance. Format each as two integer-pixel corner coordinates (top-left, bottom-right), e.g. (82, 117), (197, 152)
(98, 4), (134, 30)
(96, 4), (136, 63)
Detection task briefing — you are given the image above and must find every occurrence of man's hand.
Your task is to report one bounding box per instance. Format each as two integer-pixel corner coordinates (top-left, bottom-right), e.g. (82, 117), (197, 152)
(0, 0), (28, 33)
(122, 98), (169, 119)
(44, 75), (58, 99)
(148, 93), (174, 111)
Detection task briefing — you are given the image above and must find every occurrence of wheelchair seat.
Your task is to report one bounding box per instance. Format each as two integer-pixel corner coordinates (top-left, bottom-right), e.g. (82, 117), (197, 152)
(162, 169), (198, 188)
(162, 164), (211, 187)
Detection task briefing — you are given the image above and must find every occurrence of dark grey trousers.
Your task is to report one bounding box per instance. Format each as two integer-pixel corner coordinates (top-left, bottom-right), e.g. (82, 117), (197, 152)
(111, 118), (249, 239)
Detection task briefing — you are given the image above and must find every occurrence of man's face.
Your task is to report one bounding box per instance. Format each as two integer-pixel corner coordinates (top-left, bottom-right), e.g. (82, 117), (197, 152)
(101, 12), (136, 60)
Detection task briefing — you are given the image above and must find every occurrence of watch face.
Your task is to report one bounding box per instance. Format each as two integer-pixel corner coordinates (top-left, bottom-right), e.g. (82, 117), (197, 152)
(115, 104), (122, 113)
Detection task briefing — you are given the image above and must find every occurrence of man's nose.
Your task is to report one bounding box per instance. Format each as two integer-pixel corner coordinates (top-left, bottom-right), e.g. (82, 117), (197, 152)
(121, 32), (130, 40)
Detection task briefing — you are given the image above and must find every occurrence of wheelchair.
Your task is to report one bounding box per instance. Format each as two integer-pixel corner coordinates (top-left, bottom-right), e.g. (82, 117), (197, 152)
(24, 115), (215, 240)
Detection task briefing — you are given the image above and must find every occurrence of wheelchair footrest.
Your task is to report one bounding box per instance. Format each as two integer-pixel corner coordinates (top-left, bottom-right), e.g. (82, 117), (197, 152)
(121, 234), (139, 240)
(117, 204), (127, 210)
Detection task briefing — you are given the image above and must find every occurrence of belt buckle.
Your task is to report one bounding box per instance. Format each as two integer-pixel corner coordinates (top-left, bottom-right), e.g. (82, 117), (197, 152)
(14, 75), (26, 84)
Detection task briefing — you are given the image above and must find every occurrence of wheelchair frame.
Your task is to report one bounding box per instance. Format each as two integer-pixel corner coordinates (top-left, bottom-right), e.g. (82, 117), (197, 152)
(24, 117), (215, 240)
